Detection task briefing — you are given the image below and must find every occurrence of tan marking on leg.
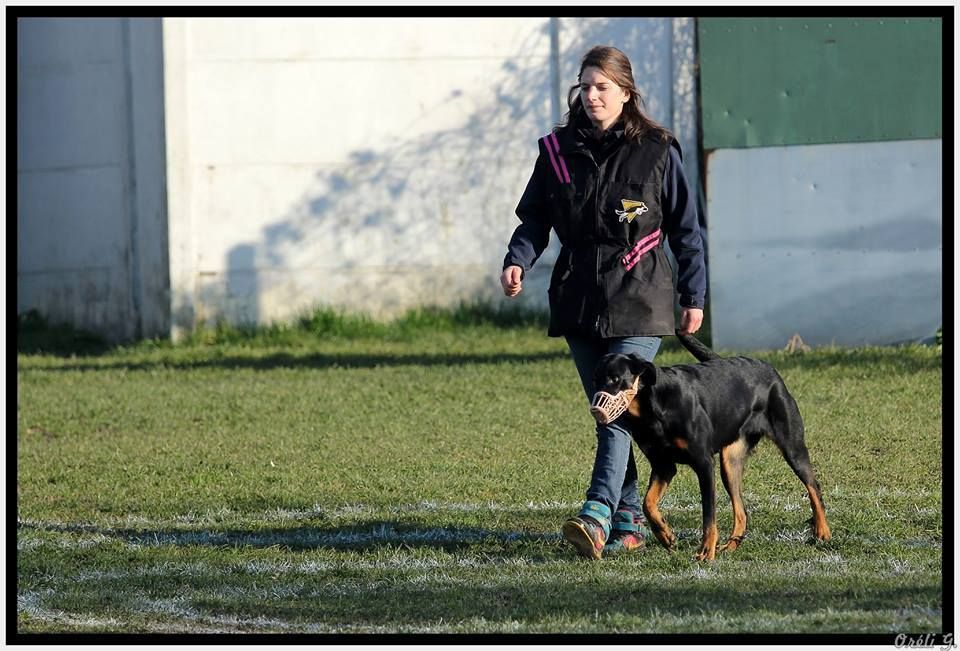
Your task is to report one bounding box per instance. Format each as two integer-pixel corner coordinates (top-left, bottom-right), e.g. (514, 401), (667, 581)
(719, 438), (749, 553)
(806, 483), (832, 541)
(643, 477), (676, 549)
(695, 521), (719, 562)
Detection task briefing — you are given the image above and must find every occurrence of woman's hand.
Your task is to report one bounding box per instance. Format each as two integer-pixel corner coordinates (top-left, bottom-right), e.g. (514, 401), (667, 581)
(679, 308), (703, 335)
(500, 265), (523, 297)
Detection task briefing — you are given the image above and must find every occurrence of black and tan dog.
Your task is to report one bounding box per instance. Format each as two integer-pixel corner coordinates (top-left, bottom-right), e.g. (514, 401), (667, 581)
(592, 331), (832, 561)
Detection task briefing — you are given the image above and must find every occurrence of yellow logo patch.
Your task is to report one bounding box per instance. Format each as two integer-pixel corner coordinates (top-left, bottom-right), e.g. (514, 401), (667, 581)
(615, 199), (648, 223)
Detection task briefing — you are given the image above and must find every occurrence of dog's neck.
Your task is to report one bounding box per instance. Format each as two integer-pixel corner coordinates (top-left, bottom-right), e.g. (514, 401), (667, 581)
(627, 384), (662, 421)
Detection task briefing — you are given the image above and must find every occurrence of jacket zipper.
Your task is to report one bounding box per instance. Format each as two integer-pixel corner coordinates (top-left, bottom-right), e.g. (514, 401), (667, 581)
(594, 158), (602, 335)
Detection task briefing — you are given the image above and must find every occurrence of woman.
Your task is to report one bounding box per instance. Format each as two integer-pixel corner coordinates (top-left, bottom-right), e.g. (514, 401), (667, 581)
(499, 46), (706, 560)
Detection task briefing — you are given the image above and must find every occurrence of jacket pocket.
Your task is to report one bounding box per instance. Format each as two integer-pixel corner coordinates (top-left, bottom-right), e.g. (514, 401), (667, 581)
(623, 247), (674, 288)
(548, 184), (578, 240)
(548, 251), (589, 332)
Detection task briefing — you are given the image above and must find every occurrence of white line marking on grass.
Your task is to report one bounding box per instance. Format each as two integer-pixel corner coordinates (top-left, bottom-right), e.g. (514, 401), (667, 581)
(74, 561), (211, 582)
(17, 488), (943, 561)
(23, 523), (937, 552)
(48, 550), (938, 591)
(19, 489), (940, 532)
(19, 589), (125, 630)
(18, 517), (942, 553)
(160, 500), (585, 525)
(19, 508), (942, 635)
(17, 519), (563, 550)
(17, 589), (56, 620)
(17, 501), (580, 533)
(20, 553), (940, 634)
(29, 529), (940, 601)
(20, 588), (451, 634)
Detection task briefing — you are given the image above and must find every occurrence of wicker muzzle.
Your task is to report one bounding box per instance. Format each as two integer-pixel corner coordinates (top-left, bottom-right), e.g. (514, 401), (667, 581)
(589, 376), (640, 425)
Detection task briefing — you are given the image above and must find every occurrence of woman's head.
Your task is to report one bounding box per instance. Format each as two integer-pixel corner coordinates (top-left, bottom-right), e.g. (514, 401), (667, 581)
(578, 64), (630, 132)
(565, 46), (671, 143)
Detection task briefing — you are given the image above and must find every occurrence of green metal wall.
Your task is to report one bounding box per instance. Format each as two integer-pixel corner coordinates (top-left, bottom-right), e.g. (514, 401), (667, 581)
(698, 18), (942, 149)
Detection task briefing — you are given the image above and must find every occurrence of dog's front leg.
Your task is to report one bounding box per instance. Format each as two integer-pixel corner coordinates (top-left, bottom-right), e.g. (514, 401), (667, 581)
(642, 461), (678, 551)
(693, 459), (719, 562)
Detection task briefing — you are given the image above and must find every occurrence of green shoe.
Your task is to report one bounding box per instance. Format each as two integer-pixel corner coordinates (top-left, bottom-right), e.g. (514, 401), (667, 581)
(603, 510), (650, 555)
(562, 501), (611, 560)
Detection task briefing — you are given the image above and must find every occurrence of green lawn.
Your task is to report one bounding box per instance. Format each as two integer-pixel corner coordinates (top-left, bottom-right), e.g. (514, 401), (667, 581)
(16, 323), (943, 635)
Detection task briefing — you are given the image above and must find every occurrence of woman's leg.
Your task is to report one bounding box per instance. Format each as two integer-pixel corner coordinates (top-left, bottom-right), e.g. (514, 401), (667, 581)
(605, 336), (661, 515)
(565, 335), (632, 515)
(566, 335), (661, 515)
(563, 335), (660, 558)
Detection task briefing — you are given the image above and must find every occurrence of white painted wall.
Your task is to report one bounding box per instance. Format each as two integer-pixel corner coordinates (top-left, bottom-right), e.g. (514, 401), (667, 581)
(163, 17), (700, 336)
(17, 17), (168, 341)
(706, 139), (942, 349)
(17, 17), (699, 341)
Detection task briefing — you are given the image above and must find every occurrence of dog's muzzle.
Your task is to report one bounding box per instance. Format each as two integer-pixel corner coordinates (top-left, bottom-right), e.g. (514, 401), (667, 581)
(589, 376), (640, 425)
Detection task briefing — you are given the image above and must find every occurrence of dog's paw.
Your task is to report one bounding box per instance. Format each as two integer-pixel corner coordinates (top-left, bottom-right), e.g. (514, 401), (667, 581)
(694, 547), (716, 562)
(653, 528), (676, 550)
(719, 535), (744, 553)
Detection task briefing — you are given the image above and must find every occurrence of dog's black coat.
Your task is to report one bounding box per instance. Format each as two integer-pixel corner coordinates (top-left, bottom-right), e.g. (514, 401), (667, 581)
(593, 331), (831, 560)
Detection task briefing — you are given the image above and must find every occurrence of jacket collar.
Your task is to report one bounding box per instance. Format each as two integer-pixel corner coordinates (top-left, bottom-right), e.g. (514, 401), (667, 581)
(559, 110), (627, 157)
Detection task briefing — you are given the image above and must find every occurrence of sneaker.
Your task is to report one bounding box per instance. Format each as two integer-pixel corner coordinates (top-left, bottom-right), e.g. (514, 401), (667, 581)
(562, 501), (611, 560)
(604, 510), (649, 555)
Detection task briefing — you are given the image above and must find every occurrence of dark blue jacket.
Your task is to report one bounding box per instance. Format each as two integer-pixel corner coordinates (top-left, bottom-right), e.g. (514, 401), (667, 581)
(503, 117), (706, 338)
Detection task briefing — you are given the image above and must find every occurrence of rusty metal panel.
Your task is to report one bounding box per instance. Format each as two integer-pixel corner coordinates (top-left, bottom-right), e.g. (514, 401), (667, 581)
(698, 18), (942, 148)
(706, 139), (941, 350)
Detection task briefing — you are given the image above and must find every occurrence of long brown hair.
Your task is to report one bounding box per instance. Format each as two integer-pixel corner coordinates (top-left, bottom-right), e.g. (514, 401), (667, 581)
(562, 46), (672, 144)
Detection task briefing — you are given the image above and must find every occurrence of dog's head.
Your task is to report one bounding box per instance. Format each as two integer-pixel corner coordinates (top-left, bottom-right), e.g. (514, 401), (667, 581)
(589, 353), (658, 424)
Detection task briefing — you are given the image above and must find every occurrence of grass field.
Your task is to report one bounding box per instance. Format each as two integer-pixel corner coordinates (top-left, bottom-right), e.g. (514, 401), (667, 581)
(16, 311), (945, 636)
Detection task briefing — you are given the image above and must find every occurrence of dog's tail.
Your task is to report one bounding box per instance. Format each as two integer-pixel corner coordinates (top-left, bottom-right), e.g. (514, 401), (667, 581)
(675, 330), (721, 362)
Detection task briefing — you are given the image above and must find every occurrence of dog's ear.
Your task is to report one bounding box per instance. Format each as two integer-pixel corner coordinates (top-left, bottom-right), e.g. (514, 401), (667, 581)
(627, 354), (657, 387)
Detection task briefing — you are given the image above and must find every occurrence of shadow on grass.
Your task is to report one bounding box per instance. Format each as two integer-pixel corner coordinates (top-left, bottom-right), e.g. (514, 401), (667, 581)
(16, 305), (552, 357)
(751, 348), (942, 374)
(17, 349), (571, 372)
(20, 511), (940, 636)
(175, 581), (937, 634)
(18, 519), (562, 554)
(20, 344), (941, 375)
(19, 517), (941, 636)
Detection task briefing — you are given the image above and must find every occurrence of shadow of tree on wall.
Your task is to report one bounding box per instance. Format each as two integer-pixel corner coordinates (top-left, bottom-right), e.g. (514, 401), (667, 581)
(191, 18), (698, 329)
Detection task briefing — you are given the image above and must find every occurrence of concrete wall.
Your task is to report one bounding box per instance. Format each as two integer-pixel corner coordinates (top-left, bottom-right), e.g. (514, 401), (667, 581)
(163, 17), (700, 337)
(17, 18), (169, 341)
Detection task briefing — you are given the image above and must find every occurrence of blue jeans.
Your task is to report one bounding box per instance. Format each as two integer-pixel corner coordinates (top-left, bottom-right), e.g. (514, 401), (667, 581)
(565, 335), (661, 516)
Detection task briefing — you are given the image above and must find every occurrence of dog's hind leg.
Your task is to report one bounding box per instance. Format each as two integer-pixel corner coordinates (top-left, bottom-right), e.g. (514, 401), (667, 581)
(767, 384), (832, 542)
(718, 438), (749, 553)
(691, 456), (719, 562)
(783, 443), (832, 542)
(642, 460), (678, 551)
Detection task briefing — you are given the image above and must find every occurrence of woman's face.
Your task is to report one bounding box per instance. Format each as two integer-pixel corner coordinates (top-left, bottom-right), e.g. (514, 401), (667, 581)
(579, 65), (629, 131)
